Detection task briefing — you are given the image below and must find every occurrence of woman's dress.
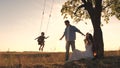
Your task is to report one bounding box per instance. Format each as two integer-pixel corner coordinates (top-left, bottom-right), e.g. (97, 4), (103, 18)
(68, 44), (94, 62)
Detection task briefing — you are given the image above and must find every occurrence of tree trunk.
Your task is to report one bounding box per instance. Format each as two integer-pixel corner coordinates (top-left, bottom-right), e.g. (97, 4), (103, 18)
(94, 0), (104, 58)
(93, 24), (104, 58)
(89, 14), (104, 58)
(77, 0), (104, 58)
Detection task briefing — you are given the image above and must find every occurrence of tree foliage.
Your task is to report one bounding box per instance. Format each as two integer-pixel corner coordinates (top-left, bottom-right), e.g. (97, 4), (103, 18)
(61, 0), (120, 23)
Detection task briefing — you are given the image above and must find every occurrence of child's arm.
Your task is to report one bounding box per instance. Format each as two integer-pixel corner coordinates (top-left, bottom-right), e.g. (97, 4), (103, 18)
(45, 36), (49, 39)
(34, 36), (39, 40)
(34, 38), (37, 40)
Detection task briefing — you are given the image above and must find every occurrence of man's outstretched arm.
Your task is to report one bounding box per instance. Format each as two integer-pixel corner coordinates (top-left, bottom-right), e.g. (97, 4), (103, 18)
(60, 34), (65, 40)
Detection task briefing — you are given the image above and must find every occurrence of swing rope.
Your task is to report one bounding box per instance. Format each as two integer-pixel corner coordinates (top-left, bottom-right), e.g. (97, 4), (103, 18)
(40, 0), (46, 33)
(45, 0), (54, 34)
(40, 0), (54, 34)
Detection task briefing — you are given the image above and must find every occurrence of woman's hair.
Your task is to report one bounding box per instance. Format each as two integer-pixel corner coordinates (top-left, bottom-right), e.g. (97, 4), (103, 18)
(87, 33), (93, 44)
(87, 33), (96, 57)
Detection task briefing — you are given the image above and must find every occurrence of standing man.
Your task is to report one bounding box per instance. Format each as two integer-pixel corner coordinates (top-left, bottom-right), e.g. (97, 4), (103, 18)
(60, 20), (85, 61)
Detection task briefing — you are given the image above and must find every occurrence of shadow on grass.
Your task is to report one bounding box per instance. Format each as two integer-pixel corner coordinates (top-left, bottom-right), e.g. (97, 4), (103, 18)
(64, 56), (120, 68)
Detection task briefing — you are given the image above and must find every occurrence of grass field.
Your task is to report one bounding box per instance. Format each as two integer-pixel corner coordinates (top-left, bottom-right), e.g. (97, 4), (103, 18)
(0, 51), (120, 68)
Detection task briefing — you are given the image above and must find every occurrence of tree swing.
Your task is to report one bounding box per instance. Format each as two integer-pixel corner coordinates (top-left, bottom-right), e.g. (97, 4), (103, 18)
(35, 0), (54, 51)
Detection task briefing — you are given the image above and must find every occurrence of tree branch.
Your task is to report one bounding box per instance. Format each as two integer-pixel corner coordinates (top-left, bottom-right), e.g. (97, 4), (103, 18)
(74, 4), (85, 17)
(95, 0), (102, 10)
(81, 0), (87, 4)
(102, 1), (113, 11)
(87, 0), (92, 3)
(74, 0), (94, 17)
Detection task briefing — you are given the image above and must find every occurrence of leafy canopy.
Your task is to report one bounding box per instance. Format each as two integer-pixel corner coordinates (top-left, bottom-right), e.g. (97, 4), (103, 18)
(61, 0), (120, 23)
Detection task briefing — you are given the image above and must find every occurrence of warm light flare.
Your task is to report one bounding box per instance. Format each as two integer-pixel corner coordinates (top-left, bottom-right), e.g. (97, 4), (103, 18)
(93, 52), (97, 57)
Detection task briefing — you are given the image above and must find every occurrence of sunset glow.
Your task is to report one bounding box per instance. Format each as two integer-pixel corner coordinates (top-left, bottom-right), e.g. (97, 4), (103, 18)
(0, 0), (120, 52)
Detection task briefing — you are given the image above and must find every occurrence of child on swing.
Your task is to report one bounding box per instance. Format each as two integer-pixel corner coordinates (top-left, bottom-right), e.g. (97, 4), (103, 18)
(35, 32), (49, 51)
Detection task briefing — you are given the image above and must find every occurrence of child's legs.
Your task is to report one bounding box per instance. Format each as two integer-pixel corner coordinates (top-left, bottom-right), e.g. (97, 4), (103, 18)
(41, 43), (45, 50)
(41, 42), (44, 47)
(39, 45), (42, 50)
(40, 45), (42, 48)
(39, 44), (43, 50)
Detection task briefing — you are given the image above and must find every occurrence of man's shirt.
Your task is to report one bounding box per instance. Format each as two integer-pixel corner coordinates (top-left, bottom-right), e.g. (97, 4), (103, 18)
(64, 25), (80, 41)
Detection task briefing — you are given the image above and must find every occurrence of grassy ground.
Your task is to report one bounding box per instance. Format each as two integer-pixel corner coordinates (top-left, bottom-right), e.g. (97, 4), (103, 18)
(0, 51), (120, 68)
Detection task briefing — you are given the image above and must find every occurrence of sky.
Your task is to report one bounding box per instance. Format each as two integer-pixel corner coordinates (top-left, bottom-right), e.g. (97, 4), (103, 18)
(0, 0), (120, 52)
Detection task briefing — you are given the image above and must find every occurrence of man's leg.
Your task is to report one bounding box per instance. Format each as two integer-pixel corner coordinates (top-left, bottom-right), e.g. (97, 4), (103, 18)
(71, 41), (75, 51)
(65, 41), (70, 61)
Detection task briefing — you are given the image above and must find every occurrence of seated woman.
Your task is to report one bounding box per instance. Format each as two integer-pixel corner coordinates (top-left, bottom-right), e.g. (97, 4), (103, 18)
(67, 32), (94, 62)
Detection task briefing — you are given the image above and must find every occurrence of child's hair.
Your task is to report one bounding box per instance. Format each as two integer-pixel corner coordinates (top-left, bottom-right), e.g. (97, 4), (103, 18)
(41, 32), (44, 35)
